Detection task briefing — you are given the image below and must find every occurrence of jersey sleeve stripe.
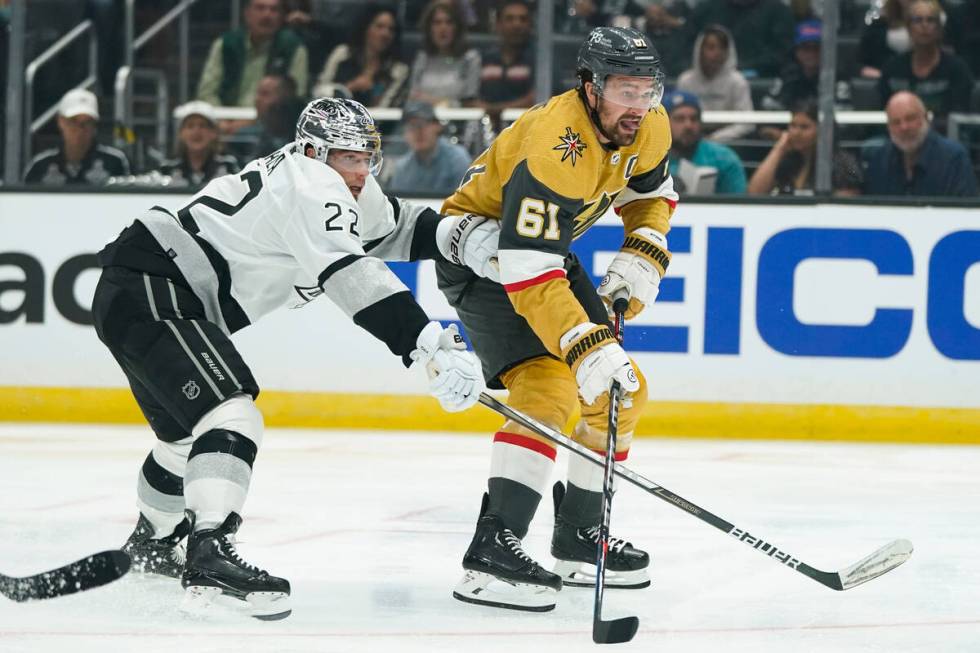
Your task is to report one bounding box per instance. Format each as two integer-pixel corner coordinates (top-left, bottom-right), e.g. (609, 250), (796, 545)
(613, 174), (679, 210)
(317, 253), (363, 288)
(320, 256), (410, 319)
(503, 268), (566, 293)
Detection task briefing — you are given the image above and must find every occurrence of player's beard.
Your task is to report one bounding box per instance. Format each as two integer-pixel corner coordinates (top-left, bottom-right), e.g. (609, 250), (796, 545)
(600, 103), (643, 147)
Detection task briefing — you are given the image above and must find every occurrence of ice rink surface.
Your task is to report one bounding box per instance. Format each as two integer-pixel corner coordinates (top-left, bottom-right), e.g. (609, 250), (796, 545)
(0, 423), (977, 653)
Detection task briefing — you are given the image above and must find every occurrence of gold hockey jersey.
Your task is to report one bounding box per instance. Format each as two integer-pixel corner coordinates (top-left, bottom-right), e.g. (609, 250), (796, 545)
(442, 88), (678, 356)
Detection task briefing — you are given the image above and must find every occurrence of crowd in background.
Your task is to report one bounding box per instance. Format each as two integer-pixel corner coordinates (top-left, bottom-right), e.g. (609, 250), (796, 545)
(7, 0), (980, 197)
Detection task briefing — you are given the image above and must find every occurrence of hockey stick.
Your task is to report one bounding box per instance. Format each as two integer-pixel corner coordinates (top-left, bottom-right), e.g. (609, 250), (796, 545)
(592, 296), (639, 645)
(477, 394), (913, 592)
(0, 550), (131, 602)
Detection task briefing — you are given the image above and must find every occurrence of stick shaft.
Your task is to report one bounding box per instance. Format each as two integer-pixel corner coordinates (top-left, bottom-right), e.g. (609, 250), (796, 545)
(478, 392), (853, 591)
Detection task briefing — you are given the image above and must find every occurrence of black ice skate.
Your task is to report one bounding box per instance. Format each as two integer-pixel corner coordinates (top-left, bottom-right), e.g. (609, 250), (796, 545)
(122, 513), (191, 579)
(180, 511), (291, 621)
(453, 494), (562, 612)
(551, 482), (650, 589)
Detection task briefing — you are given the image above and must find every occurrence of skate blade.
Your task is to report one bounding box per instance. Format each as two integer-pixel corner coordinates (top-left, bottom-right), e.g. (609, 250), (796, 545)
(180, 585), (292, 621)
(452, 570), (557, 612)
(553, 560), (650, 589)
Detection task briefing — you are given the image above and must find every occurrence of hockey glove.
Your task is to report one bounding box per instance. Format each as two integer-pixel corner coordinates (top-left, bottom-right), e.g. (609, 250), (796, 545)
(411, 322), (486, 412)
(560, 322), (639, 405)
(598, 227), (671, 320)
(436, 214), (501, 282)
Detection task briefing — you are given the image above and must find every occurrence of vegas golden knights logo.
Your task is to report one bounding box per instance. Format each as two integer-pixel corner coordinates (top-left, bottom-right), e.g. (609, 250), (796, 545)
(571, 190), (621, 239)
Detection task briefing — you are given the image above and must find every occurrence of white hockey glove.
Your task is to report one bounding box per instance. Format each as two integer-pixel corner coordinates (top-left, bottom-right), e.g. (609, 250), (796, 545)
(411, 322), (485, 412)
(560, 322), (639, 405)
(598, 227), (671, 320)
(436, 214), (501, 283)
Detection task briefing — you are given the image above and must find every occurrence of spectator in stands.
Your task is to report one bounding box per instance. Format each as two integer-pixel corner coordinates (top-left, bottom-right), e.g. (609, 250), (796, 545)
(762, 20), (822, 111)
(858, 0), (912, 79)
(747, 98), (863, 195)
(864, 90), (977, 196)
(386, 100), (472, 195)
(196, 0), (308, 108)
(690, 0), (795, 78)
(472, 0), (535, 130)
(283, 0), (342, 82)
(947, 0), (980, 77)
(676, 25), (754, 142)
(231, 73), (304, 160)
(878, 0), (974, 129)
(23, 88), (129, 186)
(408, 0), (482, 107)
(641, 0), (695, 77)
(157, 101), (239, 188)
(312, 3), (409, 108)
(664, 90), (747, 195)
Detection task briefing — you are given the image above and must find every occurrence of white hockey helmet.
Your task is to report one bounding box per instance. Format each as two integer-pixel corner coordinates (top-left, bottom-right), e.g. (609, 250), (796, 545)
(295, 97), (383, 175)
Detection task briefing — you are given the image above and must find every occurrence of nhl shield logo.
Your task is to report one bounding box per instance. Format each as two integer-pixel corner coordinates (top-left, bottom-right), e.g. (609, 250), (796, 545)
(182, 380), (201, 400)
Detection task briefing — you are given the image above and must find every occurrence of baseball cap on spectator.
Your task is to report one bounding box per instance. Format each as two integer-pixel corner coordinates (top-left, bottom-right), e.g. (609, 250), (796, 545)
(58, 89), (99, 120)
(662, 90), (701, 115)
(403, 100), (438, 123)
(794, 20), (822, 47)
(174, 100), (218, 126)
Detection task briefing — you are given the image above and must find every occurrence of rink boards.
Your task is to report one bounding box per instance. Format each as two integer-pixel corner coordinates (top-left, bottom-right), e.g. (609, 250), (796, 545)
(0, 191), (977, 442)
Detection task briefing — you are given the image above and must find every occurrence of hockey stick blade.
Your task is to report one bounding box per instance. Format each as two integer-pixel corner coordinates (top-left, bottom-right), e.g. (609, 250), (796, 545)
(594, 615), (639, 645)
(478, 393), (914, 592)
(835, 538), (914, 591)
(0, 550), (131, 602)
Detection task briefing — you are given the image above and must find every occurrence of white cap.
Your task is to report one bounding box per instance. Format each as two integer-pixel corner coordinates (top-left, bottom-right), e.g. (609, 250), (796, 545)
(58, 88), (99, 119)
(174, 100), (217, 125)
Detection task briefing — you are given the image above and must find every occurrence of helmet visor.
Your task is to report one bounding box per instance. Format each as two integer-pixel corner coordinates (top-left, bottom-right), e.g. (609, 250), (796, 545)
(328, 149), (383, 176)
(599, 75), (665, 110)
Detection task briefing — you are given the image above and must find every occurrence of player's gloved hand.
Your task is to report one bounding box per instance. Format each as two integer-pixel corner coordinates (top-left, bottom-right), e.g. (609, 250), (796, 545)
(411, 322), (485, 412)
(598, 227), (671, 320)
(436, 213), (500, 283)
(560, 321), (639, 405)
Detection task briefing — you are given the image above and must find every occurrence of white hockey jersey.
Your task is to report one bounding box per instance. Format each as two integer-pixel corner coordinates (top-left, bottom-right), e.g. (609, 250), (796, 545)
(106, 143), (439, 362)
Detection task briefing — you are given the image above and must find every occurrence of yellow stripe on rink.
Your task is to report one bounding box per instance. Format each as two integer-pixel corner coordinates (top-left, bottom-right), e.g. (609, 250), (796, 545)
(1, 386), (978, 445)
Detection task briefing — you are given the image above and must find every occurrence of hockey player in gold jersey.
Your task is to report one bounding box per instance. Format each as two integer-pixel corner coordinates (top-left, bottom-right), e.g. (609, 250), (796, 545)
(437, 27), (679, 611)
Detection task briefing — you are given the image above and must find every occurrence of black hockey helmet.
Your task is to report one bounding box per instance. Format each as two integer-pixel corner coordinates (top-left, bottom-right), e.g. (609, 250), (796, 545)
(576, 27), (665, 108)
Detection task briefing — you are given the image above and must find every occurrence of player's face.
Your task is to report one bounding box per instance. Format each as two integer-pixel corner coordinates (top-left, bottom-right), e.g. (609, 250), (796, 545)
(588, 76), (658, 146)
(327, 150), (373, 198)
(669, 105), (701, 149)
(179, 115), (218, 155)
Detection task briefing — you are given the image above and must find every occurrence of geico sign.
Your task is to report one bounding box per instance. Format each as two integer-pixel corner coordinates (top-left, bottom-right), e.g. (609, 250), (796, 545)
(0, 253), (98, 325)
(570, 225), (980, 361)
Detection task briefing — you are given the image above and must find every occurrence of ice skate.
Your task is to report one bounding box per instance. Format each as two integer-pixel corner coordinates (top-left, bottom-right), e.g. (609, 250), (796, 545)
(551, 482), (650, 589)
(180, 511), (291, 621)
(453, 494), (562, 612)
(122, 513), (191, 579)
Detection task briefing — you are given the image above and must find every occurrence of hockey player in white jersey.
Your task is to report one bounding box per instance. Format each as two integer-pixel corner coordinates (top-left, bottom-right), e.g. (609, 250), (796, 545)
(91, 98), (498, 620)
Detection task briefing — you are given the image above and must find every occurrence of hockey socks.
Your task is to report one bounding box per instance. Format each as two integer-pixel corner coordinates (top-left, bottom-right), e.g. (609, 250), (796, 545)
(183, 429), (256, 531)
(487, 430), (555, 537)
